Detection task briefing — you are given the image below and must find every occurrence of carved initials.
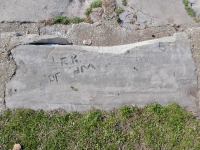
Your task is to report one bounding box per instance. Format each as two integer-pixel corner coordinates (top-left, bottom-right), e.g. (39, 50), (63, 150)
(81, 64), (96, 73)
(48, 72), (60, 82)
(60, 57), (68, 66)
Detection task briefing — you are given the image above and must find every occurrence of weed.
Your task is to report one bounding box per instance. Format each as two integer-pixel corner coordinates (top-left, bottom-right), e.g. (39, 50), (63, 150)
(70, 17), (83, 24)
(52, 15), (69, 25)
(90, 0), (102, 8)
(185, 6), (196, 17)
(115, 7), (123, 24)
(119, 105), (133, 118)
(182, 0), (189, 6)
(115, 7), (124, 15)
(51, 15), (84, 25)
(122, 0), (127, 6)
(85, 0), (102, 15)
(85, 8), (92, 15)
(194, 17), (200, 23)
(182, 0), (198, 20)
(116, 16), (122, 23)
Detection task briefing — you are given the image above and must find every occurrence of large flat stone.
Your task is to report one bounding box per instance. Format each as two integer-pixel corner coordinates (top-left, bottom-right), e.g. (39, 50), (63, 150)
(0, 0), (94, 22)
(5, 33), (198, 111)
(116, 0), (194, 29)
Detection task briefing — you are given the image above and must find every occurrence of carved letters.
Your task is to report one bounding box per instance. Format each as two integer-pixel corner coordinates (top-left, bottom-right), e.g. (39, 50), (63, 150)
(48, 55), (96, 82)
(74, 64), (96, 74)
(48, 72), (60, 82)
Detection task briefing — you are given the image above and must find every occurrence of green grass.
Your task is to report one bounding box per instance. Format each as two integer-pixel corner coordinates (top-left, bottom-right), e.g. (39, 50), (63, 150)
(182, 0), (197, 18)
(122, 0), (127, 6)
(115, 7), (124, 15)
(85, 0), (102, 15)
(185, 6), (196, 17)
(51, 16), (84, 25)
(70, 17), (83, 24)
(115, 8), (123, 24)
(51, 16), (70, 25)
(0, 103), (200, 149)
(85, 8), (92, 16)
(183, 0), (189, 6)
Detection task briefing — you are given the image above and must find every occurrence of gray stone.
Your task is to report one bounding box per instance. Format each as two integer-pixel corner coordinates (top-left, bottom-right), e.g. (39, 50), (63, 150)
(4, 33), (198, 111)
(0, 0), (94, 22)
(83, 39), (92, 45)
(119, 11), (137, 30)
(116, 0), (194, 29)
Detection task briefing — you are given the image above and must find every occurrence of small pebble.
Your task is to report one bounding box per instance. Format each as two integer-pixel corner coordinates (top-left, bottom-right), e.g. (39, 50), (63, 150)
(13, 144), (21, 150)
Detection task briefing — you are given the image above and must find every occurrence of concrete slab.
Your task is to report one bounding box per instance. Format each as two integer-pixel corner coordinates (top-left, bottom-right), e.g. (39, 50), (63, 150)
(0, 0), (94, 22)
(5, 33), (198, 111)
(116, 0), (194, 29)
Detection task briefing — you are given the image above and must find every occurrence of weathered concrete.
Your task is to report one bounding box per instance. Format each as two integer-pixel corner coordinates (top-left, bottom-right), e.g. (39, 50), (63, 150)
(0, 0), (94, 22)
(116, 0), (194, 30)
(0, 33), (17, 112)
(0, 0), (195, 29)
(4, 33), (199, 111)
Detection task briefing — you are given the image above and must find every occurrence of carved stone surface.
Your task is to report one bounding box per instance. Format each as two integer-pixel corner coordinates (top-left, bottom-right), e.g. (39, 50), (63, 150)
(5, 33), (198, 111)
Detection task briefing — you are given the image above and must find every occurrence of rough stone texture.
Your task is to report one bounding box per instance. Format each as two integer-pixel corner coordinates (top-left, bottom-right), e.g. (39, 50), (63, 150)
(0, 0), (196, 30)
(0, 23), (39, 36)
(4, 33), (198, 112)
(0, 33), (17, 112)
(102, 0), (116, 19)
(89, 8), (103, 23)
(1, 21), (200, 47)
(0, 0), (94, 22)
(186, 28), (200, 103)
(64, 20), (177, 46)
(116, 0), (195, 30)
(185, 27), (200, 118)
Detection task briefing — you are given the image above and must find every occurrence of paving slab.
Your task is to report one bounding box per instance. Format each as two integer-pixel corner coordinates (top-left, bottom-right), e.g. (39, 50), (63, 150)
(4, 33), (198, 111)
(0, 0), (94, 22)
(116, 0), (195, 30)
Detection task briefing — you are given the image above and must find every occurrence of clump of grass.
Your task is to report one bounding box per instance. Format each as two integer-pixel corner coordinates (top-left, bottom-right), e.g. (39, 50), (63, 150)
(183, 0), (189, 6)
(122, 0), (127, 6)
(116, 16), (122, 23)
(194, 17), (200, 23)
(51, 16), (84, 25)
(0, 103), (200, 149)
(115, 7), (124, 15)
(115, 7), (123, 23)
(90, 0), (102, 8)
(85, 8), (92, 16)
(182, 0), (198, 19)
(185, 6), (196, 17)
(51, 15), (69, 25)
(85, 0), (102, 15)
(119, 105), (133, 118)
(70, 17), (83, 24)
